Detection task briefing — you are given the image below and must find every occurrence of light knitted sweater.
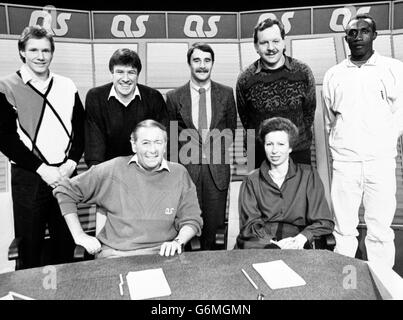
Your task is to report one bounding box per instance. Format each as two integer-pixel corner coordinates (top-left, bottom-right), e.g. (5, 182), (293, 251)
(54, 156), (203, 251)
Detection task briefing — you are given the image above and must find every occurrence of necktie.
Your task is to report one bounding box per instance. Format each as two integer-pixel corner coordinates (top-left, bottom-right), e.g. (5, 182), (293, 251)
(198, 87), (207, 142)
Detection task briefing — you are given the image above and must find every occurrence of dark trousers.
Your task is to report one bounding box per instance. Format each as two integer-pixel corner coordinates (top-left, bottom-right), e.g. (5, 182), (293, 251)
(11, 165), (75, 269)
(254, 141), (312, 169)
(195, 165), (228, 250)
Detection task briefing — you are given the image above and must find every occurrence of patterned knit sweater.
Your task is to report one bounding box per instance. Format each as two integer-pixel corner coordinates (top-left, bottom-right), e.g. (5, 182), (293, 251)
(236, 56), (316, 151)
(0, 71), (84, 171)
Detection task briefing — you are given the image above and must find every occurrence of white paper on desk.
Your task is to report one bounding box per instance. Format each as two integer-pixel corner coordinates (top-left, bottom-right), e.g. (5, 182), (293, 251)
(252, 260), (306, 290)
(0, 291), (34, 300)
(126, 268), (171, 300)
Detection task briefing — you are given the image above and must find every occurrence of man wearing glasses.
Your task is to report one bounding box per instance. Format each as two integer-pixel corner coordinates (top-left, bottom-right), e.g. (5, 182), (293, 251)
(84, 48), (168, 168)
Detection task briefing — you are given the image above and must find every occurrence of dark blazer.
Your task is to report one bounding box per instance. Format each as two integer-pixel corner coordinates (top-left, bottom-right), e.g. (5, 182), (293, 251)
(166, 81), (237, 191)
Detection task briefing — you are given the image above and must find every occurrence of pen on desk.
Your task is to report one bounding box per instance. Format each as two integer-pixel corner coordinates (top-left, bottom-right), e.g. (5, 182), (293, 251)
(241, 268), (259, 290)
(119, 274), (124, 296)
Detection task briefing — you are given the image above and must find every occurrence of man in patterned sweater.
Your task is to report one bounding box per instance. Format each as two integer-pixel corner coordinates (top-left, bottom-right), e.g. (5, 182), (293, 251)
(236, 18), (316, 168)
(0, 26), (84, 269)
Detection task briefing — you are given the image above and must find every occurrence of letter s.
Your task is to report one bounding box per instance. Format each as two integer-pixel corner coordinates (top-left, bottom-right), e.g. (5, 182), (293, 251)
(281, 12), (295, 34)
(204, 15), (221, 38)
(357, 7), (371, 15)
(41, 5), (70, 36)
(131, 15), (149, 37)
(53, 13), (71, 36)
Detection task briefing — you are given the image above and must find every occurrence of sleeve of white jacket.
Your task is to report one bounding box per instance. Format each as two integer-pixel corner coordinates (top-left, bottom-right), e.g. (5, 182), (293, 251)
(322, 70), (335, 135)
(392, 60), (403, 137)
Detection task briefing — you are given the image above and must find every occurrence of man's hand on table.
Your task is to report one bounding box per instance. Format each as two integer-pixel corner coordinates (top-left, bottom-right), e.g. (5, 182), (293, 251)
(75, 232), (102, 255)
(159, 239), (183, 256)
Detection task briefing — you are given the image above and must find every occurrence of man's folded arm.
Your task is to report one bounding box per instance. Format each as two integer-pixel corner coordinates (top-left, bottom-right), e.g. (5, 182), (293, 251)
(53, 167), (106, 253)
(63, 212), (101, 254)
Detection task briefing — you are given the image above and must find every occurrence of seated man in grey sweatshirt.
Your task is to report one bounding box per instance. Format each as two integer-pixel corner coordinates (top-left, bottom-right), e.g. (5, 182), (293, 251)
(53, 119), (203, 258)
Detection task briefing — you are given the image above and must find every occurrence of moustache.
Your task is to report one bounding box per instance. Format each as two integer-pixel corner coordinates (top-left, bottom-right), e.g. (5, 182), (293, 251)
(196, 69), (209, 72)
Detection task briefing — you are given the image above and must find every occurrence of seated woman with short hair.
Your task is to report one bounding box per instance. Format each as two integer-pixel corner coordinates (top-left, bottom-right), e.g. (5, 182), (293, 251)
(236, 117), (334, 250)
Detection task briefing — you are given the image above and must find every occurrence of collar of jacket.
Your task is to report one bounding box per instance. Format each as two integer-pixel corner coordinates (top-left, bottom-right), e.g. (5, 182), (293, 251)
(259, 157), (297, 187)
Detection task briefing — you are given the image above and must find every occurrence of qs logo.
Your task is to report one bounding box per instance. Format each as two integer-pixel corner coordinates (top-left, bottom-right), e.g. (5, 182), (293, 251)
(111, 15), (149, 38)
(329, 6), (371, 32)
(183, 15), (221, 38)
(258, 12), (295, 34)
(164, 208), (175, 215)
(29, 5), (71, 36)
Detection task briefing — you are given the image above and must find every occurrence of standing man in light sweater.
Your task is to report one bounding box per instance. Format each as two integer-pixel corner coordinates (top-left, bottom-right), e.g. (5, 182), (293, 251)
(323, 14), (403, 267)
(53, 120), (203, 257)
(0, 25), (84, 269)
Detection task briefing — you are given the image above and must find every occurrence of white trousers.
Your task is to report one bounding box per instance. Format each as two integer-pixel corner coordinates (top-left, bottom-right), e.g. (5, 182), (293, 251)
(331, 159), (396, 267)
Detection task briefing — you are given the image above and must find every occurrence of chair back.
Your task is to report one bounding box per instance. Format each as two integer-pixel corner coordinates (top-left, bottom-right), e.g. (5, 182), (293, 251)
(95, 211), (107, 236)
(227, 180), (243, 250)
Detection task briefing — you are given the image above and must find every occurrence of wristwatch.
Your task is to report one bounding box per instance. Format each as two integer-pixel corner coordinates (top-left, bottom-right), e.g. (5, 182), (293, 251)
(174, 238), (184, 246)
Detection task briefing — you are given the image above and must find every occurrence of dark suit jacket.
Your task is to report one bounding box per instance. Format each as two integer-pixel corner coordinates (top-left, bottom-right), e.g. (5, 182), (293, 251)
(166, 81), (237, 191)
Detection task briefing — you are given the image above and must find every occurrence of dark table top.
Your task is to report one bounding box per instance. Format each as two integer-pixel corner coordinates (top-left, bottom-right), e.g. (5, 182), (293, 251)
(0, 249), (381, 300)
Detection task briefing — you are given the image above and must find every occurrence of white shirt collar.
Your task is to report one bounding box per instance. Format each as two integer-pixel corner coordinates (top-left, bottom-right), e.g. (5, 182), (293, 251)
(128, 154), (170, 172)
(346, 50), (379, 67)
(19, 64), (53, 85)
(108, 85), (141, 107)
(190, 80), (211, 93)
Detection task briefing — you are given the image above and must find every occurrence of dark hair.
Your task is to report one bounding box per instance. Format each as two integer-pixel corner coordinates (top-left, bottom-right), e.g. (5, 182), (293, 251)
(109, 48), (142, 73)
(253, 18), (285, 44)
(258, 117), (299, 149)
(130, 119), (167, 142)
(346, 13), (377, 33)
(18, 25), (55, 63)
(187, 42), (215, 65)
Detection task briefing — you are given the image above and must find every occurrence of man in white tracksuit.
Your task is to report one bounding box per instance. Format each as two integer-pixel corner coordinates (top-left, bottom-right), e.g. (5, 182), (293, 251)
(323, 13), (403, 267)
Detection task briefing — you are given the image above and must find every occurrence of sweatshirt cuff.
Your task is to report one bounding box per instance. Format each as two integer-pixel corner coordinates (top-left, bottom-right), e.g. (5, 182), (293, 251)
(300, 230), (313, 243)
(58, 201), (78, 216)
(180, 221), (201, 237)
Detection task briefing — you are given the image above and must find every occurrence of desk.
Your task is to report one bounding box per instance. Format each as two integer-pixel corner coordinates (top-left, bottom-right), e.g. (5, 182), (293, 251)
(0, 249), (381, 300)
